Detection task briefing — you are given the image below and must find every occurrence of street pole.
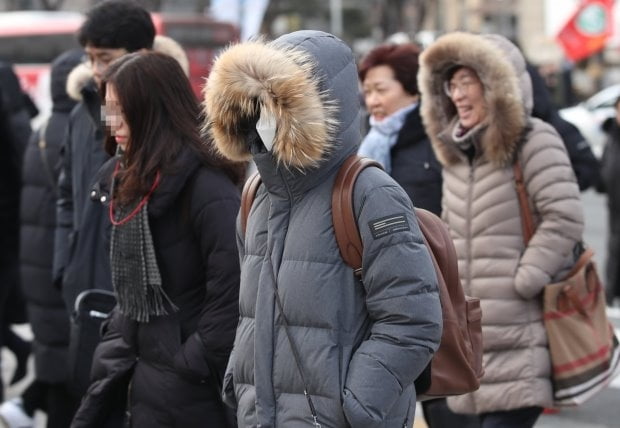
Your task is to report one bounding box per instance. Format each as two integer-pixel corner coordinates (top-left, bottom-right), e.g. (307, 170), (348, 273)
(436, 0), (444, 33)
(330, 0), (343, 37)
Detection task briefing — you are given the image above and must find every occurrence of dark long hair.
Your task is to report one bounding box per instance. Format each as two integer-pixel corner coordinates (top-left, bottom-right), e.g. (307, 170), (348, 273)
(101, 51), (244, 204)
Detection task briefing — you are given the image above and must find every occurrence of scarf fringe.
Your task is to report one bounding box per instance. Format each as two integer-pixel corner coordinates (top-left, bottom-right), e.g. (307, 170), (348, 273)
(111, 201), (178, 323)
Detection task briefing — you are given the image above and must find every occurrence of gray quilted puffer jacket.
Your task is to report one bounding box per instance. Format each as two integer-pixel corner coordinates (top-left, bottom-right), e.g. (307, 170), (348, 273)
(204, 30), (442, 428)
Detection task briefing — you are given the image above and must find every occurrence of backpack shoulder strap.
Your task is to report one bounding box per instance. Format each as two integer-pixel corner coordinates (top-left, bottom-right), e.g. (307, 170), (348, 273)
(332, 155), (382, 277)
(240, 155), (382, 271)
(240, 171), (262, 236)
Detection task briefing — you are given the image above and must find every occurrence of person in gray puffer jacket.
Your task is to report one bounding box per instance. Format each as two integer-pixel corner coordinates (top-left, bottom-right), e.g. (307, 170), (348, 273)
(203, 30), (442, 428)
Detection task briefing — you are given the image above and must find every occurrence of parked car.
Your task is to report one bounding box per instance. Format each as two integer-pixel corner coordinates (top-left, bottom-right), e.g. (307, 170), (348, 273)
(0, 10), (238, 124)
(559, 83), (620, 158)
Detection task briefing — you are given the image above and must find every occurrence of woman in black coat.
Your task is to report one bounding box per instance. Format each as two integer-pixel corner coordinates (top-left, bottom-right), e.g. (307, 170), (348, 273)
(71, 52), (243, 428)
(0, 61), (33, 398)
(358, 43), (442, 215)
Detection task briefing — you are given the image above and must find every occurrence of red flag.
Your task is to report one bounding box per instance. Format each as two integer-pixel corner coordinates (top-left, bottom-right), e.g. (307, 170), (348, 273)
(556, 0), (614, 61)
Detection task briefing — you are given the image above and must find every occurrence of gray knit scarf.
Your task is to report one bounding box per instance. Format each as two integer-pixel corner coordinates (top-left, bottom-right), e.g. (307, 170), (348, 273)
(358, 103), (417, 174)
(109, 172), (178, 322)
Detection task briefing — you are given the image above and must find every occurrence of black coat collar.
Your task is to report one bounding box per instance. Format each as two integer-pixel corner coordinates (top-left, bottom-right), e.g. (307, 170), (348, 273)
(92, 147), (202, 218)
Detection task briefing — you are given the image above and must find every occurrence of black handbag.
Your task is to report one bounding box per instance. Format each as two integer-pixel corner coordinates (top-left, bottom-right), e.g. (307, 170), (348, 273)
(68, 288), (117, 397)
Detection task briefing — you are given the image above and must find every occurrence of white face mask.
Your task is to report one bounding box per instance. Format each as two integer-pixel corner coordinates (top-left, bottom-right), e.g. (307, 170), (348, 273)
(256, 108), (277, 152)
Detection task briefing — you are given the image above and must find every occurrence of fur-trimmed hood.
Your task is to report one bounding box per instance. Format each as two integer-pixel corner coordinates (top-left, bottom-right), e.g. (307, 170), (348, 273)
(418, 32), (532, 167)
(66, 35), (189, 102)
(153, 35), (189, 77)
(203, 31), (360, 182)
(66, 62), (93, 102)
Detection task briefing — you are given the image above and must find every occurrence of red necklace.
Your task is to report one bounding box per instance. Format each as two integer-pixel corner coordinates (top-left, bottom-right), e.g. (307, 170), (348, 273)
(109, 161), (161, 226)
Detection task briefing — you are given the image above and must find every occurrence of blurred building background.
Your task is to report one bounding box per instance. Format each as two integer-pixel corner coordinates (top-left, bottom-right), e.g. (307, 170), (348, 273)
(2, 0), (620, 107)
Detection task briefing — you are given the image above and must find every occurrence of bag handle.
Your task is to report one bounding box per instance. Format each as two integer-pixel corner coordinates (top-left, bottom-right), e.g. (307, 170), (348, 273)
(513, 160), (535, 244)
(331, 155), (382, 277)
(563, 247), (595, 279)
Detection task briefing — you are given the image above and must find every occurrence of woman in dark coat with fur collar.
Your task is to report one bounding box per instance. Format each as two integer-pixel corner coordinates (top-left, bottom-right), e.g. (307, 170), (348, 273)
(71, 52), (243, 428)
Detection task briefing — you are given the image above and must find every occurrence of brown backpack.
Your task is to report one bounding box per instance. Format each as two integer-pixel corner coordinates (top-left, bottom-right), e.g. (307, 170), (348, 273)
(240, 154), (484, 400)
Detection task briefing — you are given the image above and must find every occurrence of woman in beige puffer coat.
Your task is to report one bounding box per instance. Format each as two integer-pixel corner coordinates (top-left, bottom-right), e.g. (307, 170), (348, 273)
(418, 32), (584, 427)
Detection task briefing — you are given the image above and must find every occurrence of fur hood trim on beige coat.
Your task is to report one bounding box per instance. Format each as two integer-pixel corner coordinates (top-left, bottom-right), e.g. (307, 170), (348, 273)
(419, 32), (531, 168)
(202, 39), (338, 170)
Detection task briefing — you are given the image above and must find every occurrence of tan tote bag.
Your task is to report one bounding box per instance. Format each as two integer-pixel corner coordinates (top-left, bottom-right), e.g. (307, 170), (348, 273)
(514, 161), (620, 407)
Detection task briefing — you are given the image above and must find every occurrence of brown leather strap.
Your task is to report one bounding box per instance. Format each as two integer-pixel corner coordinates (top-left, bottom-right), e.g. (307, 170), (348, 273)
(514, 160), (593, 282)
(513, 160), (535, 244)
(332, 155), (383, 277)
(240, 171), (262, 236)
(241, 155), (383, 277)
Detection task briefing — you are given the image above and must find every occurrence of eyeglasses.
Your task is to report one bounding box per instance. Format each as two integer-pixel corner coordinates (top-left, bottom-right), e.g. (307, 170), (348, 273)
(443, 78), (478, 97)
(82, 48), (127, 73)
(83, 56), (116, 73)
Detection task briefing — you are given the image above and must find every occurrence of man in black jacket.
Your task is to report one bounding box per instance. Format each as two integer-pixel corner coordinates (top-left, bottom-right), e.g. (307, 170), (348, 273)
(527, 62), (600, 191)
(53, 0), (155, 400)
(0, 61), (32, 402)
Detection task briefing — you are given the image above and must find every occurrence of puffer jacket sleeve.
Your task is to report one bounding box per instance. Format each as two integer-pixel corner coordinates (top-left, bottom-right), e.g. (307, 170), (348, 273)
(598, 133), (616, 194)
(222, 346), (238, 409)
(172, 171), (241, 387)
(342, 167), (442, 427)
(53, 123), (73, 286)
(514, 119), (584, 299)
(71, 308), (137, 428)
(222, 218), (245, 410)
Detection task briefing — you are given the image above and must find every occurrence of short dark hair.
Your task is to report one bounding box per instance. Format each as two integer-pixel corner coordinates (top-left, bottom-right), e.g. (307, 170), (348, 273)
(358, 43), (421, 95)
(101, 52), (244, 203)
(78, 0), (155, 52)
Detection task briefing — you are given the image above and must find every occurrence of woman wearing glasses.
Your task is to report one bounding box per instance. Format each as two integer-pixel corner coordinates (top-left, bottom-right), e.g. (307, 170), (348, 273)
(418, 33), (584, 428)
